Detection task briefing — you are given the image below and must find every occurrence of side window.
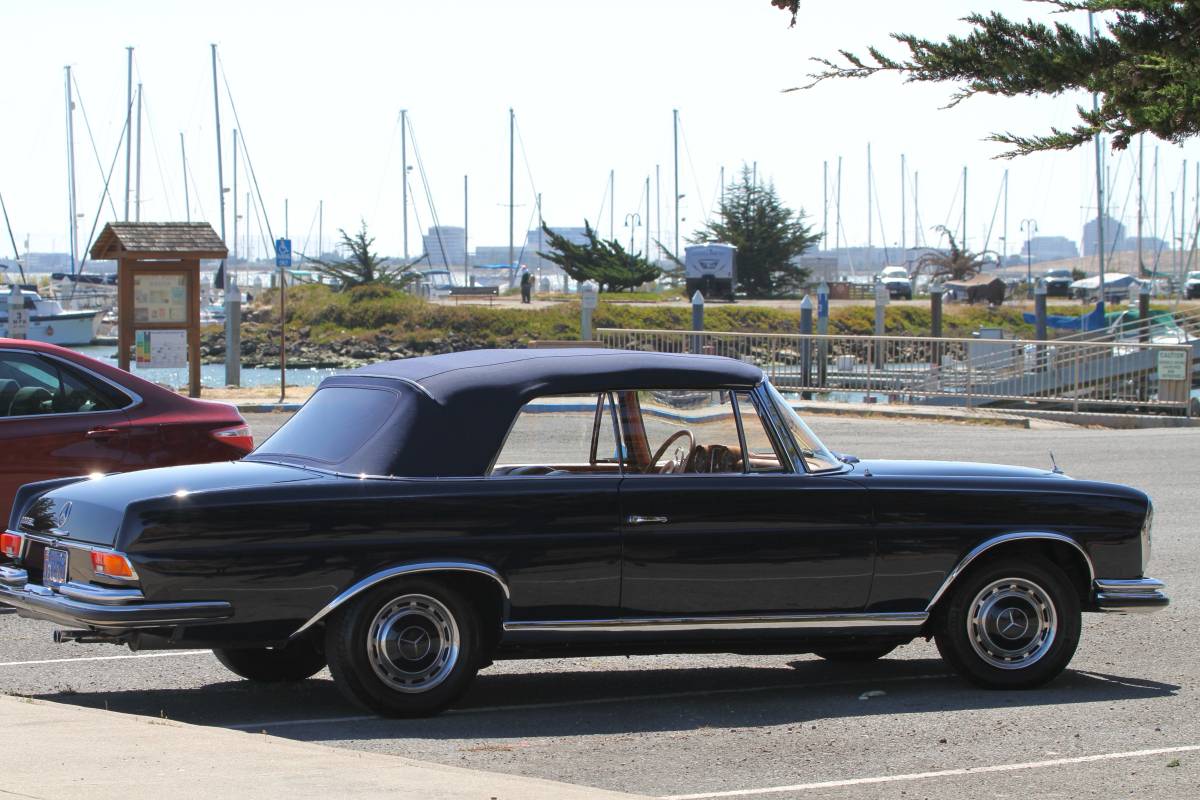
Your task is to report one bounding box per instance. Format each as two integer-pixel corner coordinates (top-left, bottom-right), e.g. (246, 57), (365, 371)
(0, 352), (127, 418)
(491, 393), (621, 476)
(633, 390), (745, 475)
(733, 391), (784, 473)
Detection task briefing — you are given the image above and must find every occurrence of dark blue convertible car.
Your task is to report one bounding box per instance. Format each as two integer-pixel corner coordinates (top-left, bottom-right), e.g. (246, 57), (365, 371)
(0, 349), (1167, 716)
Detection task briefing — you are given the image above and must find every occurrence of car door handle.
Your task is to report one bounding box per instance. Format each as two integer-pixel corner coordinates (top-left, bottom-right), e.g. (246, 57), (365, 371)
(626, 515), (669, 525)
(85, 427), (122, 440)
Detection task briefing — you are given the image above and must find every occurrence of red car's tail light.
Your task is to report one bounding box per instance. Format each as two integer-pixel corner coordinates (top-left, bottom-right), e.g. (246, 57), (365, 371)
(91, 551), (138, 581)
(211, 424), (254, 453)
(1, 532), (23, 559)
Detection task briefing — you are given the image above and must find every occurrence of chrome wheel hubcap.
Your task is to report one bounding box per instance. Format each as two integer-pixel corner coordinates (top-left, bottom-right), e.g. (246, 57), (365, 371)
(367, 594), (460, 693)
(967, 577), (1057, 670)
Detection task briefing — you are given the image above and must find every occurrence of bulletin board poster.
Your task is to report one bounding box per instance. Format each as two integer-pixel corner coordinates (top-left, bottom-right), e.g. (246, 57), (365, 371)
(135, 329), (188, 369)
(133, 273), (187, 323)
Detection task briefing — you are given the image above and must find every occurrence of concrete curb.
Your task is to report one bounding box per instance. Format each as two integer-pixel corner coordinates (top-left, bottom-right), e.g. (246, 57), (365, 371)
(2, 695), (646, 800)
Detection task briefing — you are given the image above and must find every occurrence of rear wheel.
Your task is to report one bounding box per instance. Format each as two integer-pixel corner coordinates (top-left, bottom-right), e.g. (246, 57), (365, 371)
(812, 643), (898, 662)
(325, 578), (483, 717)
(934, 557), (1081, 689)
(213, 638), (326, 682)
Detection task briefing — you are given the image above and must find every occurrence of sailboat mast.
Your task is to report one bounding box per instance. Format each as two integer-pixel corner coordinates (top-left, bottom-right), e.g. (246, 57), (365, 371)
(508, 108), (514, 270)
(180, 133), (190, 222)
(210, 44), (226, 258)
(231, 129), (238, 262)
(673, 109), (680, 259)
(318, 200), (323, 259)
(401, 109), (408, 260)
(1136, 134), (1143, 270)
(135, 83), (143, 221)
(64, 65), (78, 275)
(961, 166), (968, 251)
(1181, 161), (1187, 292)
(1088, 12), (1105, 305)
(124, 47), (133, 221)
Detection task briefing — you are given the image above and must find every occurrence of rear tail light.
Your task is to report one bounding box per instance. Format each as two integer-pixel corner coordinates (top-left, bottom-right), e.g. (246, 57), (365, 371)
(1, 532), (22, 559)
(91, 551), (138, 581)
(211, 423), (254, 453)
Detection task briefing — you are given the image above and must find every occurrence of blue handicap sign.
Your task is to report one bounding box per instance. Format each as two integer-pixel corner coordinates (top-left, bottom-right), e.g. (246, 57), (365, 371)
(818, 292), (829, 319)
(275, 238), (292, 268)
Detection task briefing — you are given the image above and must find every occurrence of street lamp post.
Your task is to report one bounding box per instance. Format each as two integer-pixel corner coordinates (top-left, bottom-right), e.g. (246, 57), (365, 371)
(624, 213), (642, 261)
(1020, 218), (1038, 299)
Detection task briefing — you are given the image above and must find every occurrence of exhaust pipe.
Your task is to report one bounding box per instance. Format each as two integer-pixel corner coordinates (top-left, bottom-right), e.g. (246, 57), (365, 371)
(53, 629), (130, 646)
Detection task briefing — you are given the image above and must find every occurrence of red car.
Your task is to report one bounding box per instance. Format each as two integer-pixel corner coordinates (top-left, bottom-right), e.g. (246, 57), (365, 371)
(0, 338), (253, 520)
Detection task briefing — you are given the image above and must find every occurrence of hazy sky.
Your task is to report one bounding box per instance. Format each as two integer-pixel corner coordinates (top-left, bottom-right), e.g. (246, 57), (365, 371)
(2, 0), (1198, 264)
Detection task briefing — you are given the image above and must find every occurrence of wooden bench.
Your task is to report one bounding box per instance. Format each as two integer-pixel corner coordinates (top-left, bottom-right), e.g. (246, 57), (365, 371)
(448, 286), (500, 304)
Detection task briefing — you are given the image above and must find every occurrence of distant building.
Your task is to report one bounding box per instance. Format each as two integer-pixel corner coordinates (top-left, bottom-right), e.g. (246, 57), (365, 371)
(20, 252), (73, 273)
(421, 226), (466, 267)
(795, 255), (838, 283)
(1082, 215), (1125, 257)
(1021, 236), (1079, 262)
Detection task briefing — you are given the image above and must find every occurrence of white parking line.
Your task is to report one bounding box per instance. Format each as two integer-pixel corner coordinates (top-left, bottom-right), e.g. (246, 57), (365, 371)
(0, 651), (209, 668)
(226, 671), (953, 730)
(660, 745), (1200, 799)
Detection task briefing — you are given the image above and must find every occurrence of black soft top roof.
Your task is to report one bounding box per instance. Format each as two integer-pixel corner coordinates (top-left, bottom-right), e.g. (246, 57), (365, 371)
(257, 349), (763, 477)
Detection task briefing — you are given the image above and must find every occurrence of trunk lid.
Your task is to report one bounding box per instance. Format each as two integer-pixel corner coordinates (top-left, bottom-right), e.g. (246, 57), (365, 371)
(17, 461), (319, 546)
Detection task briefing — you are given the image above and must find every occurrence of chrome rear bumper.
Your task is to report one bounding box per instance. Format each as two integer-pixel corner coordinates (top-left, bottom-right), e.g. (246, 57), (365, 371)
(1094, 578), (1169, 613)
(0, 566), (231, 630)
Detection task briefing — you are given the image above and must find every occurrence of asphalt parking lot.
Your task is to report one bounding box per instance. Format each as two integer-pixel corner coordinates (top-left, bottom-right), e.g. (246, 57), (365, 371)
(2, 414), (1197, 798)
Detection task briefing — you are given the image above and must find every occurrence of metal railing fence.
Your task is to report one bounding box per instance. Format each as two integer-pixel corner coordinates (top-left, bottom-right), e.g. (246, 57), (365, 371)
(596, 328), (1195, 415)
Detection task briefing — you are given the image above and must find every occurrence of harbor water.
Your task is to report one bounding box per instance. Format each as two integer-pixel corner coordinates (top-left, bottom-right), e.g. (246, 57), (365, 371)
(72, 345), (344, 390)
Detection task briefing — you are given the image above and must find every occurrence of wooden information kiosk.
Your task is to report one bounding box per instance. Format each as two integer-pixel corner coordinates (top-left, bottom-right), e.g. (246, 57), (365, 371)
(89, 223), (227, 398)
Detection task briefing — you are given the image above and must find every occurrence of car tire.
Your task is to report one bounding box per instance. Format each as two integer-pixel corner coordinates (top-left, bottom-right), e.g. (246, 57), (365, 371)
(934, 557), (1081, 689)
(324, 578), (482, 717)
(213, 638), (326, 682)
(812, 643), (898, 662)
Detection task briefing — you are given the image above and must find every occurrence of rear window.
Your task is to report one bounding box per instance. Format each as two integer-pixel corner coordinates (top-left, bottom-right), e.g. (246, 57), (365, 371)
(252, 386), (397, 466)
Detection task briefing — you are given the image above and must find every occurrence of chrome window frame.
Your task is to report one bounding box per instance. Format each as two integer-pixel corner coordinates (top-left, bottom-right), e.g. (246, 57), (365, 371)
(0, 347), (141, 422)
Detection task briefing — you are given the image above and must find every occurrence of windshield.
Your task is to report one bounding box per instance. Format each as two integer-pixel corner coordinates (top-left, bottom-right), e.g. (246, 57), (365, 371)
(1046, 270), (1070, 278)
(764, 382), (841, 472)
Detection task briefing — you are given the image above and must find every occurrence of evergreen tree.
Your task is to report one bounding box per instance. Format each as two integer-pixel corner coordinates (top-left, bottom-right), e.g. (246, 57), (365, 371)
(538, 222), (662, 292)
(772, 1), (1200, 157)
(309, 220), (416, 290)
(691, 166), (818, 297)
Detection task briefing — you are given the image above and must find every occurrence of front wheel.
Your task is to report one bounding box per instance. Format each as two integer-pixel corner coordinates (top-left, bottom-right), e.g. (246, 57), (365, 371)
(325, 578), (483, 717)
(213, 638), (326, 682)
(934, 557), (1081, 689)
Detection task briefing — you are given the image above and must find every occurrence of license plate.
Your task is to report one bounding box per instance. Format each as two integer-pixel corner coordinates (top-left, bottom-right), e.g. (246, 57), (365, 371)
(43, 548), (69, 586)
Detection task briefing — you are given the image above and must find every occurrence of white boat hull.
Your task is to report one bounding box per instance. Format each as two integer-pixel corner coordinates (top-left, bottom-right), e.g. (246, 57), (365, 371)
(0, 310), (103, 346)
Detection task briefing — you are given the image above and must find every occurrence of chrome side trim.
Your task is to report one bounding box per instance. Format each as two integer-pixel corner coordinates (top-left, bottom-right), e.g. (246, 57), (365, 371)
(925, 532), (1097, 613)
(502, 611), (928, 634)
(56, 581), (145, 605)
(290, 561), (511, 639)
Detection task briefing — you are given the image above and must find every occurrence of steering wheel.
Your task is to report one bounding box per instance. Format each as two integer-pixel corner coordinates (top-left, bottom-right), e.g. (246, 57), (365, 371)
(644, 429), (695, 474)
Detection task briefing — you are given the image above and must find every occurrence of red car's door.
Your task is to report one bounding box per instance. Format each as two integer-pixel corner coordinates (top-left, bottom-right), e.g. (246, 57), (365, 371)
(0, 348), (133, 522)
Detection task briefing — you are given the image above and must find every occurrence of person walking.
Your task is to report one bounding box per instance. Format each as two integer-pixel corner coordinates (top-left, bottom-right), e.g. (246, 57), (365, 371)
(520, 269), (533, 304)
